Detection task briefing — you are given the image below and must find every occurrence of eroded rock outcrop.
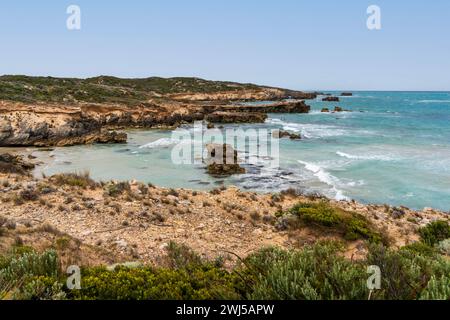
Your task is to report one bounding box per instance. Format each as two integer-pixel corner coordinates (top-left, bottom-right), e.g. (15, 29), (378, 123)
(203, 101), (311, 114)
(0, 77), (313, 147)
(205, 111), (267, 124)
(205, 144), (245, 176)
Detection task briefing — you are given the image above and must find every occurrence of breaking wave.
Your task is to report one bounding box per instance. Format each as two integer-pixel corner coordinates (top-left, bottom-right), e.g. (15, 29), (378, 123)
(266, 119), (347, 139)
(139, 138), (181, 149)
(336, 151), (395, 161)
(417, 100), (450, 104)
(297, 160), (348, 201)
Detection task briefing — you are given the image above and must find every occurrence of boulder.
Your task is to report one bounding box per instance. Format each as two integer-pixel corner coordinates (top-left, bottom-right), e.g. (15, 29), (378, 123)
(273, 130), (301, 140)
(205, 144), (245, 176)
(321, 108), (330, 113)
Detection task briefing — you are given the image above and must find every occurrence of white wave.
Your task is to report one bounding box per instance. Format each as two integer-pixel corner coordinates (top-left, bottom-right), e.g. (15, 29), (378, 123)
(297, 160), (348, 201)
(417, 100), (450, 104)
(266, 119), (347, 138)
(336, 151), (394, 161)
(139, 138), (181, 149)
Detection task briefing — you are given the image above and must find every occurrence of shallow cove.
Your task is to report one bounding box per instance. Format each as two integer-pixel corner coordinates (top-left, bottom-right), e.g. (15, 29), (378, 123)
(28, 91), (450, 212)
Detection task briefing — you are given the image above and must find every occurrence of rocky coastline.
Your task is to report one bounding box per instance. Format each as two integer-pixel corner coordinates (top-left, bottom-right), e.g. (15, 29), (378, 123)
(0, 76), (315, 147)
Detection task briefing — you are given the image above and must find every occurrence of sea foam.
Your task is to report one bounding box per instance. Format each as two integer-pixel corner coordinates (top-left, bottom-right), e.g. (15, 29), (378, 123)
(297, 160), (348, 201)
(336, 151), (395, 161)
(139, 138), (181, 149)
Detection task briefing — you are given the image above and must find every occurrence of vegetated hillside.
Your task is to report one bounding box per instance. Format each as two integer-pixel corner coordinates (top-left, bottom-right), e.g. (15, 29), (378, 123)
(0, 75), (268, 105)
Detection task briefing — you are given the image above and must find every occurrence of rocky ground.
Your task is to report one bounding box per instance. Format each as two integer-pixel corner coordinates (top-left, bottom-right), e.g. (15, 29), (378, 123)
(0, 154), (448, 269)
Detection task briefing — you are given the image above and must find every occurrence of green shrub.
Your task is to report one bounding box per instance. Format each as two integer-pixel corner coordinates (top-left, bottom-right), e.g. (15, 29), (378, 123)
(2, 239), (449, 301)
(437, 239), (450, 256)
(287, 202), (385, 243)
(419, 275), (450, 300)
(242, 241), (450, 300)
(401, 242), (438, 257)
(290, 202), (341, 227)
(366, 244), (450, 300)
(244, 242), (368, 300)
(419, 221), (450, 246)
(165, 241), (203, 269)
(0, 250), (59, 283)
(70, 265), (240, 300)
(0, 249), (61, 300)
(13, 276), (66, 300)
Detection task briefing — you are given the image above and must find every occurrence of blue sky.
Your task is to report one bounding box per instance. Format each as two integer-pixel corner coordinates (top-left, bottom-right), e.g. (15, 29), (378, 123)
(0, 0), (449, 91)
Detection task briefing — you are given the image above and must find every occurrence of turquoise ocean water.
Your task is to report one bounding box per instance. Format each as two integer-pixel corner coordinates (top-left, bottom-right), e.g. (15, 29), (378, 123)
(36, 92), (450, 211)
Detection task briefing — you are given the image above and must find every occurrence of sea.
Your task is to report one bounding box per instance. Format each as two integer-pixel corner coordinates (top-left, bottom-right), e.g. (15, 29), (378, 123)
(33, 91), (450, 211)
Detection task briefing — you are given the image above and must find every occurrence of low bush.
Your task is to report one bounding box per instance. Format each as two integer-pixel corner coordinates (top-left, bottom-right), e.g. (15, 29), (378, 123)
(18, 188), (40, 202)
(243, 242), (368, 300)
(51, 172), (97, 189)
(69, 265), (240, 300)
(0, 249), (63, 300)
(105, 181), (131, 197)
(366, 244), (450, 300)
(401, 242), (439, 257)
(1, 241), (448, 300)
(286, 202), (385, 243)
(437, 239), (450, 256)
(165, 241), (203, 269)
(419, 220), (450, 246)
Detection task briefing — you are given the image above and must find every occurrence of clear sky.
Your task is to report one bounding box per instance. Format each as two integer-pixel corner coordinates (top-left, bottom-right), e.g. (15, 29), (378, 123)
(0, 0), (449, 91)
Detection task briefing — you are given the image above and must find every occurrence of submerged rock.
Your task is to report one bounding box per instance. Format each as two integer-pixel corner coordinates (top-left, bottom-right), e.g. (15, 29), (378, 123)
(341, 92), (353, 96)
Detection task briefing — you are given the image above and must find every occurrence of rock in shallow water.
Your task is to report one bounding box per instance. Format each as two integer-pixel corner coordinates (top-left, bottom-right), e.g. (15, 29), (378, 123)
(205, 144), (246, 176)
